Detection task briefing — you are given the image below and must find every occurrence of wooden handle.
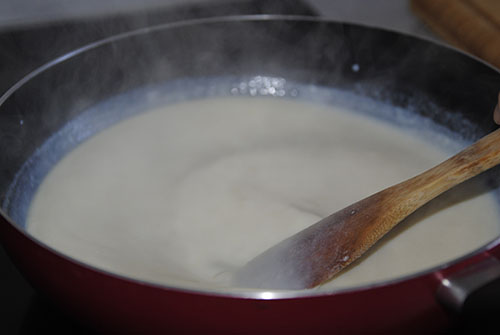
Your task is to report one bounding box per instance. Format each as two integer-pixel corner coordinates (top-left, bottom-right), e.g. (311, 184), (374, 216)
(384, 127), (500, 218)
(411, 0), (500, 69)
(316, 128), (500, 288)
(314, 127), (500, 287)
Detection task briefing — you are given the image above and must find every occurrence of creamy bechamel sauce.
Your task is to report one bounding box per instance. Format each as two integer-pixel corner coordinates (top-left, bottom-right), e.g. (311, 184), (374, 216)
(26, 96), (500, 291)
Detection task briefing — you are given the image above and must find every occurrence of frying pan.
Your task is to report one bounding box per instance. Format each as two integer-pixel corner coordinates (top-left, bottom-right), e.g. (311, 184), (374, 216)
(1, 16), (500, 333)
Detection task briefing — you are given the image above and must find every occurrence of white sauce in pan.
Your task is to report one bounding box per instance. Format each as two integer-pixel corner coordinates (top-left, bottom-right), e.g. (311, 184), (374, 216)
(26, 96), (500, 291)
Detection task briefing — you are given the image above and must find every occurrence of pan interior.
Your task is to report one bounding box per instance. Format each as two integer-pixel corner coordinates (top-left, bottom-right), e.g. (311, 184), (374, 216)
(5, 76), (500, 292)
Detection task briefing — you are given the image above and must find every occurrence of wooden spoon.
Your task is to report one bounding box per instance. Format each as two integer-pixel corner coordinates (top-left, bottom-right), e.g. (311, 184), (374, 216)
(233, 127), (500, 290)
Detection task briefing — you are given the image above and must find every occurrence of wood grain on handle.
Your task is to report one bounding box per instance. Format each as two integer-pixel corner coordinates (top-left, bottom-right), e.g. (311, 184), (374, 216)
(235, 128), (500, 289)
(381, 127), (500, 218)
(314, 128), (500, 287)
(411, 0), (500, 69)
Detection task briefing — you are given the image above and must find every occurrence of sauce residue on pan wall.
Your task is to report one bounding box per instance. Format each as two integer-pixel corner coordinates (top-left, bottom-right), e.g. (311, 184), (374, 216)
(25, 94), (500, 291)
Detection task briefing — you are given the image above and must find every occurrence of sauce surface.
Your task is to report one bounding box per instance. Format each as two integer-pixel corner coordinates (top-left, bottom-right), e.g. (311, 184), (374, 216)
(26, 96), (500, 291)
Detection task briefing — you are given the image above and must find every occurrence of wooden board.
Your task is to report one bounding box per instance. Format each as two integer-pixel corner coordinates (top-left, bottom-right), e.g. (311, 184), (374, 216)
(411, 0), (500, 69)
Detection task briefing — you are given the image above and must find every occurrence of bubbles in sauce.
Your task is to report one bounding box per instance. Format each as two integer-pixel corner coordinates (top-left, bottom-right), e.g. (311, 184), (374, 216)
(25, 93), (500, 292)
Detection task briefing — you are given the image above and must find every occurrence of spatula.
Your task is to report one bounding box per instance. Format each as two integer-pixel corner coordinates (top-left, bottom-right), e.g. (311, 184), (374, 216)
(233, 127), (500, 290)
